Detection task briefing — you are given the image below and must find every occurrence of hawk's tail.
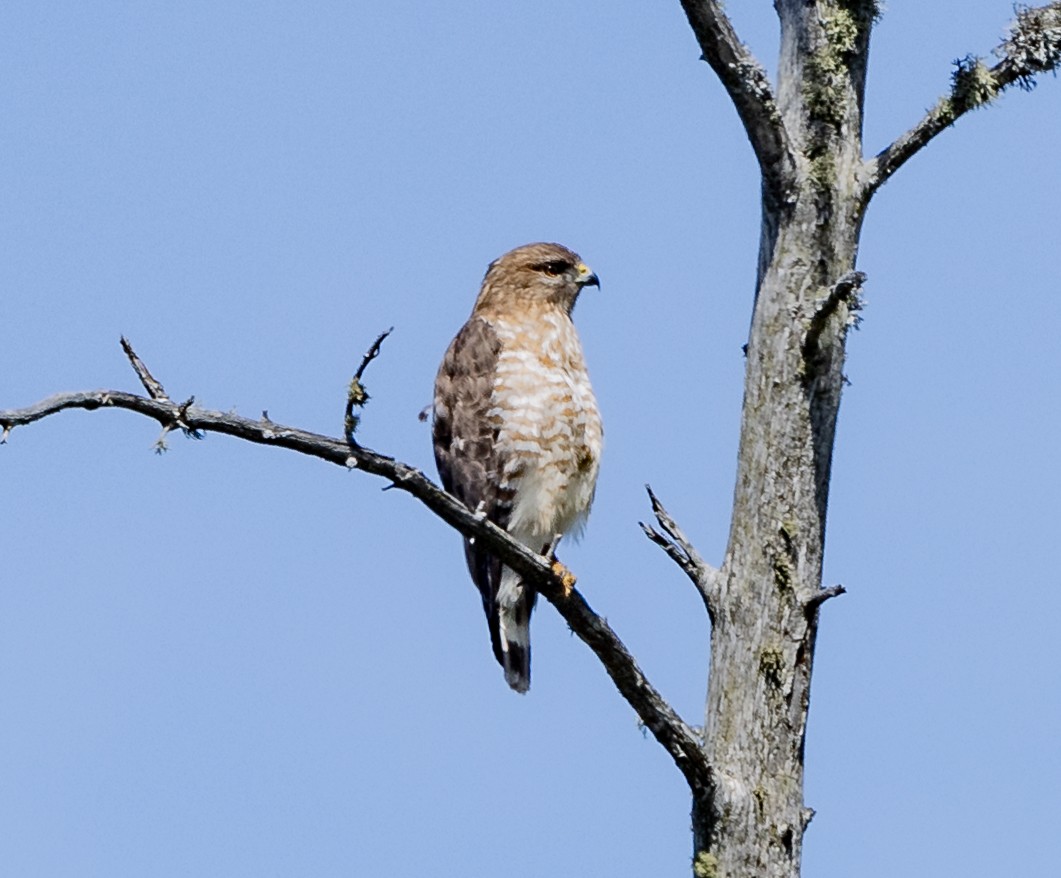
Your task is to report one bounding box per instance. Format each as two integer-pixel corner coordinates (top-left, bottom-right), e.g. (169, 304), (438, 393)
(502, 641), (530, 694)
(498, 581), (534, 694)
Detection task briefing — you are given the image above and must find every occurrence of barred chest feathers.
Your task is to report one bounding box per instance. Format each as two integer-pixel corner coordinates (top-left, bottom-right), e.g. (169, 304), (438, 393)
(487, 308), (602, 543)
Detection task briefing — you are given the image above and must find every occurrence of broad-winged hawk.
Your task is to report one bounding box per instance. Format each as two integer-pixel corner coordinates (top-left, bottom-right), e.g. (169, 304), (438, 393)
(432, 243), (602, 692)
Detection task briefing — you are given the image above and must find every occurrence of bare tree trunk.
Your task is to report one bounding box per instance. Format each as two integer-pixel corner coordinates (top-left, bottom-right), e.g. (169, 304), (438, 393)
(688, 1), (1061, 873)
(691, 3), (874, 874)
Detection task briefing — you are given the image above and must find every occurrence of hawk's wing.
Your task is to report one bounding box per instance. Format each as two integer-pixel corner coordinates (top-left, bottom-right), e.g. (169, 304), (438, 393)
(432, 317), (511, 665)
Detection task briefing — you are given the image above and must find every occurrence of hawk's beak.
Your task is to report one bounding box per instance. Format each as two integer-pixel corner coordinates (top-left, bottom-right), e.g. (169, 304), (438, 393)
(576, 262), (600, 289)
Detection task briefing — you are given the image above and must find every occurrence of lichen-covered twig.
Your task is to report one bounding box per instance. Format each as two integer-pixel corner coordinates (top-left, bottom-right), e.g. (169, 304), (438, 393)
(345, 327), (393, 446)
(803, 271), (866, 364)
(0, 341), (712, 799)
(679, 0), (796, 203)
(865, 3), (1061, 195)
(640, 484), (719, 617)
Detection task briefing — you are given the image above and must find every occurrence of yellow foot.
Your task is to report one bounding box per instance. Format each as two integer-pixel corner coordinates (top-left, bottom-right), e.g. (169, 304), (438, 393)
(551, 560), (577, 597)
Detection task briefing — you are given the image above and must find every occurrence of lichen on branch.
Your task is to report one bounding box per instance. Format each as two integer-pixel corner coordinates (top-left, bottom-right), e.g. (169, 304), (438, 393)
(866, 2), (1061, 194)
(802, 3), (862, 129)
(1001, 3), (1061, 87)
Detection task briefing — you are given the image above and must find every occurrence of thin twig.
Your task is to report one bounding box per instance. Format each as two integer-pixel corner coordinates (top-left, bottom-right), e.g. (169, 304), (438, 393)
(355, 327), (394, 382)
(640, 522), (693, 572)
(640, 484), (719, 616)
(120, 336), (169, 400)
(679, 0), (796, 203)
(345, 327), (394, 447)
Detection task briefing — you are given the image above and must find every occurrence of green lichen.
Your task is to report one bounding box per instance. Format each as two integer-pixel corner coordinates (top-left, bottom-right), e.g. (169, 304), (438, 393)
(823, 5), (859, 53)
(779, 521), (798, 550)
(693, 851), (719, 878)
(809, 151), (837, 193)
(803, 5), (860, 127)
(932, 95), (958, 129)
(752, 785), (768, 817)
(950, 55), (999, 111)
(760, 648), (786, 687)
(772, 554), (792, 592)
(835, 0), (883, 27)
(1000, 5), (1061, 88)
(347, 376), (369, 408)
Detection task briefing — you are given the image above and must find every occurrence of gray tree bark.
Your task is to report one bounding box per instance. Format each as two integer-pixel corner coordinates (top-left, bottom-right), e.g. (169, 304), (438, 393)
(677, 2), (1061, 876)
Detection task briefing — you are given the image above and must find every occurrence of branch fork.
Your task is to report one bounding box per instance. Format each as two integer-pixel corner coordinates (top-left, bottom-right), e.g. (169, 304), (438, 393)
(680, 0), (796, 203)
(640, 484), (720, 617)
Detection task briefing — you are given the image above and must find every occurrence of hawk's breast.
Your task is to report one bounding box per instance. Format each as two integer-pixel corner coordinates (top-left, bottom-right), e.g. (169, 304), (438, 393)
(488, 308), (602, 543)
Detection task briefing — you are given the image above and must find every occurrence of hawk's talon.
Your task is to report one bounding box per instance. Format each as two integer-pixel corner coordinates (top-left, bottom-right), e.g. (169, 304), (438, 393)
(551, 560), (577, 597)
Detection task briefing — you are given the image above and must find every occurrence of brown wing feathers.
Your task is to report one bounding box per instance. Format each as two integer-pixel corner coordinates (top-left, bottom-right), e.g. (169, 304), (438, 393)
(432, 317), (511, 665)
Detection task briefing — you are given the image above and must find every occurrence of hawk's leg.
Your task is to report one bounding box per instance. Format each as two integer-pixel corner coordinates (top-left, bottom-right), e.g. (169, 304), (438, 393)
(542, 536), (576, 598)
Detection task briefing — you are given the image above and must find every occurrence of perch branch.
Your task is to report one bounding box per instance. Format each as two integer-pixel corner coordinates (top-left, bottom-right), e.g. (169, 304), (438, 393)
(679, 0), (796, 203)
(865, 3), (1061, 196)
(640, 484), (719, 617)
(0, 343), (712, 800)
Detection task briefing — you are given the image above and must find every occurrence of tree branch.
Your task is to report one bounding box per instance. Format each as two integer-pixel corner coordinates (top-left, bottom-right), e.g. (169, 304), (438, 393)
(679, 0), (796, 203)
(639, 485), (719, 618)
(802, 270), (866, 365)
(0, 342), (713, 800)
(864, 3), (1061, 196)
(344, 327), (393, 446)
(804, 583), (846, 614)
(120, 335), (169, 400)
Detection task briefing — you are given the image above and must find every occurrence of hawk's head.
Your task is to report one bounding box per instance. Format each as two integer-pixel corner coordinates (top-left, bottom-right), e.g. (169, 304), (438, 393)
(476, 242), (599, 313)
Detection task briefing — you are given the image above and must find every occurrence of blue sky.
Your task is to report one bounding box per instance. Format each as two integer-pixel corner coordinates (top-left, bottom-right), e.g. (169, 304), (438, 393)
(2, 2), (1059, 876)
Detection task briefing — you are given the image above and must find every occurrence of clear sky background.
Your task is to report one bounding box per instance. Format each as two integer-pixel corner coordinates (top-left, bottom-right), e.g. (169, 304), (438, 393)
(2, 3), (1059, 876)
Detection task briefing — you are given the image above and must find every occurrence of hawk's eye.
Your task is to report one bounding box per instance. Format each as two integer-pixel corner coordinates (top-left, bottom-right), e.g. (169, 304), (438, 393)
(536, 260), (570, 277)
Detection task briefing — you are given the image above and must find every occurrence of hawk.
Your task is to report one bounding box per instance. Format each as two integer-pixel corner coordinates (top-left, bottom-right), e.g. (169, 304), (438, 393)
(432, 242), (603, 692)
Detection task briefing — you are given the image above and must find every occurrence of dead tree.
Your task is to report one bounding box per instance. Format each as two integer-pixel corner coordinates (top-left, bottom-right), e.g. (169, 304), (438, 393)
(2, 4), (1059, 876)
